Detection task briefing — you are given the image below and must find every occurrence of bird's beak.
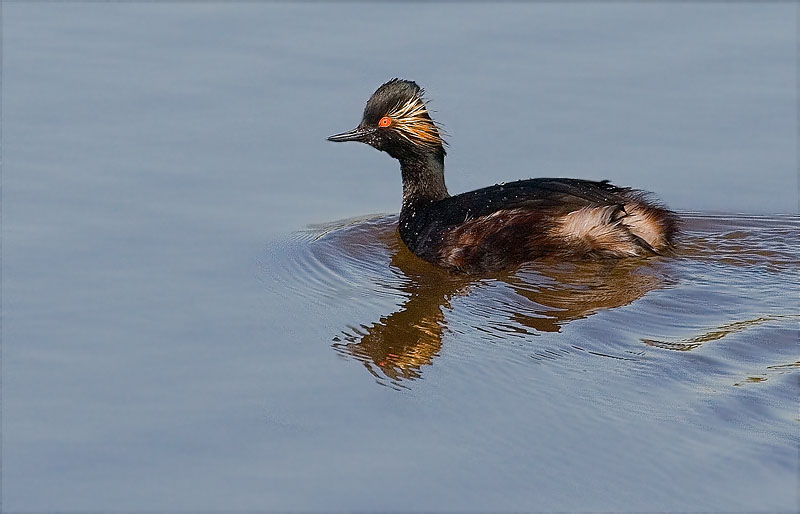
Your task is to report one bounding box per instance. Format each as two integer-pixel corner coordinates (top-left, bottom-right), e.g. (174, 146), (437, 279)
(327, 126), (371, 143)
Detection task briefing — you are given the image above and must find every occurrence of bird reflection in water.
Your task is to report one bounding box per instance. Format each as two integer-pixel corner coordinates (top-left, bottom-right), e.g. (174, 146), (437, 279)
(332, 227), (668, 385)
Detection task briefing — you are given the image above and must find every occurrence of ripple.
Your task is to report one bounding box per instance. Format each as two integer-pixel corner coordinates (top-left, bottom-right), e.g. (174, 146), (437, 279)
(264, 214), (408, 308)
(642, 314), (799, 352)
(263, 212), (799, 386)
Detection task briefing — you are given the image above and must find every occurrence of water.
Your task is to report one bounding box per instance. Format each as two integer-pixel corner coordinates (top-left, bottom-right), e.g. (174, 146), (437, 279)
(273, 214), (798, 386)
(3, 3), (798, 511)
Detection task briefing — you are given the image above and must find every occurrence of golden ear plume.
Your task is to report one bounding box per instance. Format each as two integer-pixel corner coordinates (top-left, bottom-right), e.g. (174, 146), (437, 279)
(386, 96), (446, 150)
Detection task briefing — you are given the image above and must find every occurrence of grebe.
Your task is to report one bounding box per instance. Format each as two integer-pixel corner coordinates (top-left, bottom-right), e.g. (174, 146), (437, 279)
(328, 79), (679, 273)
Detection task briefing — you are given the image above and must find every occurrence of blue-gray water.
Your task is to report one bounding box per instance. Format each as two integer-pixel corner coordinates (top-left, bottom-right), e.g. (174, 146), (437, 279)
(3, 3), (798, 511)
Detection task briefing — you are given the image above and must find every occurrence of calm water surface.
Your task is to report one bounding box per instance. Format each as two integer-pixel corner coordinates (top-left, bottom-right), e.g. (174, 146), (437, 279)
(4, 3), (798, 511)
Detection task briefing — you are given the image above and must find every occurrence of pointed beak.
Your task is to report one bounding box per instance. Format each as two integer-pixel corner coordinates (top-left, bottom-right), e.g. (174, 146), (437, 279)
(327, 126), (371, 143)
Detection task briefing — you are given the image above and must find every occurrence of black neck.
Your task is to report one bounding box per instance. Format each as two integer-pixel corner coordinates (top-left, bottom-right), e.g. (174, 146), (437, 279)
(399, 149), (449, 207)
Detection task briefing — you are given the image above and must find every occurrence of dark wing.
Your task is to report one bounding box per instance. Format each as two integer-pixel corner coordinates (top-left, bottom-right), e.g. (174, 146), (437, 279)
(434, 178), (631, 223)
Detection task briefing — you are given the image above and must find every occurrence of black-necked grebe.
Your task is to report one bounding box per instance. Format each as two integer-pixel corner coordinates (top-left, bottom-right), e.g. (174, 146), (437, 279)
(328, 79), (679, 273)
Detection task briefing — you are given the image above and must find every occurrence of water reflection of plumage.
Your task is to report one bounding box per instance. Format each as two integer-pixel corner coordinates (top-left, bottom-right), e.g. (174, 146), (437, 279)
(332, 227), (668, 384)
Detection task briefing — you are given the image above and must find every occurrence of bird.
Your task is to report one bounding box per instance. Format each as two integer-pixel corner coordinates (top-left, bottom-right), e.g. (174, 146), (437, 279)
(327, 78), (679, 273)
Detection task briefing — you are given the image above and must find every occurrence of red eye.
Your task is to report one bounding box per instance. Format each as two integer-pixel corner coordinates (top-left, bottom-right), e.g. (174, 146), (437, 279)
(378, 116), (392, 127)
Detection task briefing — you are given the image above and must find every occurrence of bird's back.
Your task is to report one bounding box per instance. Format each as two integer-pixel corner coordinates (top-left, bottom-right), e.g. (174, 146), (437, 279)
(400, 178), (679, 272)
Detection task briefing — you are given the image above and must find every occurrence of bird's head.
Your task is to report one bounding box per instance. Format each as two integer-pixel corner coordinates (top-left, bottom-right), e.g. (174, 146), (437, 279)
(327, 79), (446, 160)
